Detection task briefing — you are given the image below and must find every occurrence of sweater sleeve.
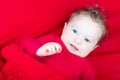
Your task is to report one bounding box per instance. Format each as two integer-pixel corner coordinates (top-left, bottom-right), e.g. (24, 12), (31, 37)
(20, 34), (56, 60)
(20, 38), (42, 59)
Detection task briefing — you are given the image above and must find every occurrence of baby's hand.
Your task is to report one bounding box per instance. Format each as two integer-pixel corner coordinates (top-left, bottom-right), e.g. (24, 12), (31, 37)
(36, 42), (62, 56)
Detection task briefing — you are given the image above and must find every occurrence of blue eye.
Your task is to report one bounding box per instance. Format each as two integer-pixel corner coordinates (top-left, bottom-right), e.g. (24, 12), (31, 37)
(73, 29), (77, 33)
(84, 38), (91, 43)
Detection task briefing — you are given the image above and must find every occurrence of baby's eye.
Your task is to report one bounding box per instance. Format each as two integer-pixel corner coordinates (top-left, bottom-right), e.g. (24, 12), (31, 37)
(72, 29), (77, 33)
(84, 38), (91, 43)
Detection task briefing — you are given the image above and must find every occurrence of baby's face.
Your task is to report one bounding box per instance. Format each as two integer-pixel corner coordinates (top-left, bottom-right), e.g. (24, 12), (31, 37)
(61, 14), (103, 57)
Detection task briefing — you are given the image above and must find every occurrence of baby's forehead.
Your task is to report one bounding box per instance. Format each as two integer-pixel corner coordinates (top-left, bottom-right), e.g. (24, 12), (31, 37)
(69, 14), (99, 27)
(69, 14), (93, 25)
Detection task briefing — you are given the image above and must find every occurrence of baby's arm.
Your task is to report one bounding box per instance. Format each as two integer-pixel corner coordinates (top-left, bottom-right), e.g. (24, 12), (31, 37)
(36, 42), (62, 56)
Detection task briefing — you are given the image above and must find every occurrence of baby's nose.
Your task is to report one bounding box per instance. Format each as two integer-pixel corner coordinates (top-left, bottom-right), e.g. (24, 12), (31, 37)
(74, 38), (81, 44)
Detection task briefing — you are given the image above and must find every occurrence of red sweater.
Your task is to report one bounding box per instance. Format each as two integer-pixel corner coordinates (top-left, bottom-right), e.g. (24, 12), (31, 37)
(21, 34), (94, 80)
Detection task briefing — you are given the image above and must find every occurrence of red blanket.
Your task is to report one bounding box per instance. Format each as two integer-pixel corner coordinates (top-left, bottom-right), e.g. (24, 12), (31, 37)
(0, 44), (66, 80)
(0, 0), (120, 80)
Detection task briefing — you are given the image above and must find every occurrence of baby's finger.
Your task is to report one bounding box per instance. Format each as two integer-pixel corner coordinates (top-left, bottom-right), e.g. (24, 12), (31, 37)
(45, 46), (53, 53)
(36, 48), (46, 56)
(54, 43), (62, 53)
(48, 45), (59, 54)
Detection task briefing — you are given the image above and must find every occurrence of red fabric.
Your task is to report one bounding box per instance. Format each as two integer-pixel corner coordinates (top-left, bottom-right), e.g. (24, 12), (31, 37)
(0, 44), (66, 80)
(0, 0), (120, 80)
(20, 34), (94, 80)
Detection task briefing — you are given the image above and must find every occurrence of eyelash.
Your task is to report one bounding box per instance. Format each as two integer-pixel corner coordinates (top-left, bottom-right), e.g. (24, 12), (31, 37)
(72, 29), (77, 33)
(84, 38), (91, 43)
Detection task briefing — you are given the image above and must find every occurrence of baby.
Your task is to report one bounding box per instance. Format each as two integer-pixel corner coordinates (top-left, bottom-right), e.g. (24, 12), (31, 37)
(21, 7), (107, 80)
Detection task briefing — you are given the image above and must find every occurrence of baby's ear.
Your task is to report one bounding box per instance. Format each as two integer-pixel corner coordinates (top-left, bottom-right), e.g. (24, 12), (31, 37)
(63, 22), (68, 31)
(64, 22), (68, 27)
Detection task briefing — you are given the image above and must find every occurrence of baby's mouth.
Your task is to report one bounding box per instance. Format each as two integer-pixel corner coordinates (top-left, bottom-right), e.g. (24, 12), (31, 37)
(69, 43), (79, 51)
